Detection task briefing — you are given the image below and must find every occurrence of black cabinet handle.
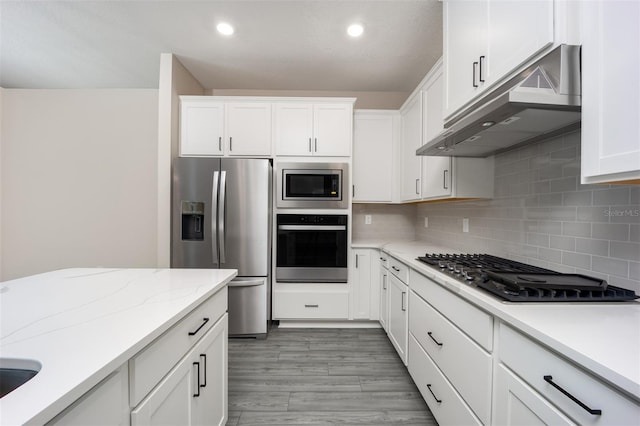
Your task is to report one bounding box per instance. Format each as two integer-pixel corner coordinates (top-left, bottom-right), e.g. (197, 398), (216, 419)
(479, 56), (485, 82)
(305, 304), (319, 308)
(200, 354), (207, 388)
(356, 254), (359, 268)
(428, 331), (443, 347)
(229, 136), (233, 151)
(443, 169), (449, 190)
(472, 61), (479, 88)
(392, 266), (400, 272)
(193, 362), (201, 397)
(426, 384), (442, 403)
(543, 375), (602, 415)
(218, 136), (222, 151)
(188, 317), (210, 336)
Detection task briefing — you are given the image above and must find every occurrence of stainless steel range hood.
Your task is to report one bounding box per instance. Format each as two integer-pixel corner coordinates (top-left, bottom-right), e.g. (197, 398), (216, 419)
(417, 44), (581, 157)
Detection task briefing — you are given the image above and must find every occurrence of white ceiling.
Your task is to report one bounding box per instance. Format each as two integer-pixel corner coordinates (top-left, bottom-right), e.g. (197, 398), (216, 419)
(0, 0), (443, 92)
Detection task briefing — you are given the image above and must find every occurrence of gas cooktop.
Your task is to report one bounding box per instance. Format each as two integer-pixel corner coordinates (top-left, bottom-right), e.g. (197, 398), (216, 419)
(416, 253), (639, 303)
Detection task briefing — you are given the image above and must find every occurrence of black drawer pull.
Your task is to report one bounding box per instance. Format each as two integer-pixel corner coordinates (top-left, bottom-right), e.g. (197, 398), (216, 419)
(426, 384), (442, 403)
(188, 317), (210, 336)
(200, 354), (207, 388)
(305, 304), (319, 308)
(428, 332), (443, 347)
(392, 266), (400, 272)
(193, 362), (201, 397)
(543, 375), (602, 415)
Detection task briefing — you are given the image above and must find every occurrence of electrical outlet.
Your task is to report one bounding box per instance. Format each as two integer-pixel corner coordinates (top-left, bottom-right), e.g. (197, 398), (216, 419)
(463, 218), (469, 233)
(424, 217), (429, 228)
(365, 215), (372, 225)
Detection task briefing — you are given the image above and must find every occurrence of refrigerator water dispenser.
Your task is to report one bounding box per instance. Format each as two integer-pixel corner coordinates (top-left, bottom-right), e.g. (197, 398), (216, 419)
(181, 201), (205, 241)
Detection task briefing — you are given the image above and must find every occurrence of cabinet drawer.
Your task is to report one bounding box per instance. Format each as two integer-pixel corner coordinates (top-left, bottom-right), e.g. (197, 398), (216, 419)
(379, 253), (389, 269)
(273, 290), (349, 319)
(409, 290), (492, 424)
(410, 269), (493, 351)
(408, 335), (481, 426)
(499, 324), (640, 425)
(129, 287), (228, 407)
(389, 257), (409, 283)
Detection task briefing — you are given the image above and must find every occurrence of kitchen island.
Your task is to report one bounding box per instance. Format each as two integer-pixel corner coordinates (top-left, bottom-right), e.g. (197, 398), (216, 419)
(0, 268), (235, 426)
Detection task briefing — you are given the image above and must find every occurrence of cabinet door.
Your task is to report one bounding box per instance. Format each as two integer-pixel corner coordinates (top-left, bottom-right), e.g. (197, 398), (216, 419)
(313, 104), (352, 156)
(379, 265), (389, 331)
(353, 112), (395, 202)
(422, 66), (444, 143)
(486, 0), (553, 88)
(351, 250), (371, 320)
(192, 315), (228, 426)
(400, 93), (423, 201)
(443, 0), (487, 117)
(274, 103), (314, 156)
(422, 157), (452, 199)
(180, 100), (224, 156)
(494, 365), (574, 425)
(225, 102), (272, 156)
(581, 0), (640, 184)
(387, 274), (408, 364)
(131, 354), (195, 426)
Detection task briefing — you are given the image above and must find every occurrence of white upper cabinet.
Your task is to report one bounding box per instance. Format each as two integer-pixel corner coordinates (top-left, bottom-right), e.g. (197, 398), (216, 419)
(180, 100), (225, 156)
(274, 103), (314, 156)
(180, 97), (272, 157)
(444, 0), (554, 119)
(275, 101), (354, 157)
(400, 92), (423, 202)
(352, 111), (398, 203)
(225, 102), (272, 156)
(581, 0), (640, 184)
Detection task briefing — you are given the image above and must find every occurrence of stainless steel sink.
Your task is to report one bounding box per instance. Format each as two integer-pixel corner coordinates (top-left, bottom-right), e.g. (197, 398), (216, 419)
(0, 359), (41, 398)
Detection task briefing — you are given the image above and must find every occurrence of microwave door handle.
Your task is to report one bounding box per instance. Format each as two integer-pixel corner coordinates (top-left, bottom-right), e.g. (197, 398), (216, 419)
(219, 171), (227, 264)
(211, 171), (219, 264)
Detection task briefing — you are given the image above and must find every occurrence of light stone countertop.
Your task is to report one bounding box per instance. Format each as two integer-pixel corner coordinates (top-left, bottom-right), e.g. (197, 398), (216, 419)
(0, 268), (236, 426)
(353, 239), (640, 402)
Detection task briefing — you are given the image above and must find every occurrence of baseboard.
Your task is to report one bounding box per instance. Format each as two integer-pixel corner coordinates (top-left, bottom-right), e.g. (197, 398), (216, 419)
(277, 320), (382, 329)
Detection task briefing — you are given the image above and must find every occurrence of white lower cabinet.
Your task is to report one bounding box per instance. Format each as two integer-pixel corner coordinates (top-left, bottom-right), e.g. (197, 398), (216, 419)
(387, 273), (408, 365)
(408, 335), (482, 425)
(409, 290), (492, 424)
(351, 249), (372, 320)
(46, 366), (130, 426)
(494, 364), (574, 425)
(273, 289), (349, 320)
(497, 323), (640, 426)
(131, 314), (228, 426)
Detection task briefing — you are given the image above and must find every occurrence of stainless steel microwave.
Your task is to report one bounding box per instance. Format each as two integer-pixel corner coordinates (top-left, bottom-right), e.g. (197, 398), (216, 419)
(276, 162), (349, 209)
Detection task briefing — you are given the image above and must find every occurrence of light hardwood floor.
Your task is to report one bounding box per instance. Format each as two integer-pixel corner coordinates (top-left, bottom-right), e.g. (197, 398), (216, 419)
(227, 327), (437, 426)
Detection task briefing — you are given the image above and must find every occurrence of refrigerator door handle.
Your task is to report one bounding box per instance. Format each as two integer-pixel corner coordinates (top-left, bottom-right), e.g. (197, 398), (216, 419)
(211, 171), (219, 263)
(219, 171), (227, 264)
(228, 279), (264, 288)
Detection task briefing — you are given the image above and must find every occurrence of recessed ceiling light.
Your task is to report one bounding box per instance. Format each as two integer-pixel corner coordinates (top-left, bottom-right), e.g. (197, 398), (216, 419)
(347, 24), (364, 38)
(217, 22), (234, 36)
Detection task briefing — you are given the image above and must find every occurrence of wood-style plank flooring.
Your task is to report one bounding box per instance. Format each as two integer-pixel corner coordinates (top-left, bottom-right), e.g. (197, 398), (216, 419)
(227, 327), (437, 426)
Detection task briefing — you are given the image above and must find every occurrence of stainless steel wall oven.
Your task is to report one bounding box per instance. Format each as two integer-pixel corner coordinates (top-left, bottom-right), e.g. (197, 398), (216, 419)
(276, 214), (348, 283)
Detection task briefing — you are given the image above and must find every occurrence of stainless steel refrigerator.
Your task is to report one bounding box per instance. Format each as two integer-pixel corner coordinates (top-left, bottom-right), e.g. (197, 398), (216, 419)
(172, 158), (272, 337)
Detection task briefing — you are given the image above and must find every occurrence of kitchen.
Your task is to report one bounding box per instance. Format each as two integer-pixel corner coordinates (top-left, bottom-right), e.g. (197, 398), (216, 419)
(1, 1), (639, 425)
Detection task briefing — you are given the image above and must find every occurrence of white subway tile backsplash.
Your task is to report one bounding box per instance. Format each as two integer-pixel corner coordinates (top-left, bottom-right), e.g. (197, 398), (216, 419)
(550, 235), (576, 251)
(610, 241), (640, 262)
(592, 256), (629, 278)
(575, 238), (609, 257)
(562, 252), (591, 269)
(410, 131), (638, 292)
(593, 187), (630, 206)
(562, 222), (591, 238)
(592, 223), (629, 242)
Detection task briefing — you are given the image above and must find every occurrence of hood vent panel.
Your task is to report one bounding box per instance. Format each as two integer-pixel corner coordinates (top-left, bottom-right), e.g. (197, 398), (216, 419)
(418, 45), (581, 158)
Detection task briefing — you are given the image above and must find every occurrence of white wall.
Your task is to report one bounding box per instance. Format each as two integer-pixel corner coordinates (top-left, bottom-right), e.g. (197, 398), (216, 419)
(1, 89), (158, 281)
(156, 54), (204, 267)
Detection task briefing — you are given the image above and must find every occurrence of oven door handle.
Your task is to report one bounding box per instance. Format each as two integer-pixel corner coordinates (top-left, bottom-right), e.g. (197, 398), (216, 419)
(278, 225), (346, 231)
